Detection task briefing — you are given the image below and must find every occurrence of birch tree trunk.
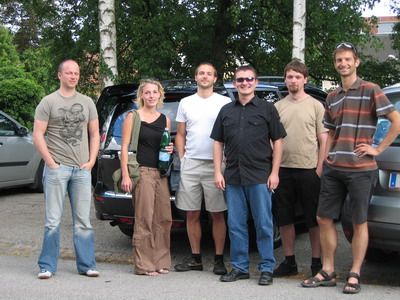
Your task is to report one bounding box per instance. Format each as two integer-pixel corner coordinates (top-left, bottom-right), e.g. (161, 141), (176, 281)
(99, 0), (118, 87)
(292, 0), (306, 62)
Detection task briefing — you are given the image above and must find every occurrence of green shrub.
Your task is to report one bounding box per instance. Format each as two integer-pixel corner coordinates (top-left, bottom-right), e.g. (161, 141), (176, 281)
(0, 78), (45, 129)
(0, 66), (30, 81)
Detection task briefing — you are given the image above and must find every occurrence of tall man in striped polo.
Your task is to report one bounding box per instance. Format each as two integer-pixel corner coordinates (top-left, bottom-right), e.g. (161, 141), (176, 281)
(302, 43), (400, 294)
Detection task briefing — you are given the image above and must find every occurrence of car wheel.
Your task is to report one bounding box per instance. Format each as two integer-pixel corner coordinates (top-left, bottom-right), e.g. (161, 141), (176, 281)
(118, 224), (133, 237)
(273, 219), (282, 249)
(364, 247), (398, 262)
(248, 218), (281, 249)
(30, 160), (44, 193)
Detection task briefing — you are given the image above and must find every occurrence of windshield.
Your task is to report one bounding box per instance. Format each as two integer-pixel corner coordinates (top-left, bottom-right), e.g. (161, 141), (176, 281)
(372, 91), (400, 147)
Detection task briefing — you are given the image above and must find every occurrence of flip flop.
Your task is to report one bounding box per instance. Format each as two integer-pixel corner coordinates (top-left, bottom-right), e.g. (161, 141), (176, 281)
(301, 269), (337, 287)
(343, 272), (361, 294)
(157, 268), (170, 274)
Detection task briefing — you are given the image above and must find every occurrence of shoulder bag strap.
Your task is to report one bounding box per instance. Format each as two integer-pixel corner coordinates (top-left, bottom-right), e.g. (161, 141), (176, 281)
(130, 110), (141, 152)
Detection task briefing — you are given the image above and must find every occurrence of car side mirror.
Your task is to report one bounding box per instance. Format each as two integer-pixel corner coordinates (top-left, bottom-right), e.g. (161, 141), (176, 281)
(16, 126), (29, 136)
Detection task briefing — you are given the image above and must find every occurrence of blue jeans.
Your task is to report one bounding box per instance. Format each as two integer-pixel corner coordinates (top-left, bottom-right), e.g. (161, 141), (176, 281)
(38, 164), (96, 274)
(225, 184), (275, 273)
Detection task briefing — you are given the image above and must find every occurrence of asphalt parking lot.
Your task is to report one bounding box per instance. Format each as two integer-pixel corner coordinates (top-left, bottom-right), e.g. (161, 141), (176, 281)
(1, 188), (399, 299)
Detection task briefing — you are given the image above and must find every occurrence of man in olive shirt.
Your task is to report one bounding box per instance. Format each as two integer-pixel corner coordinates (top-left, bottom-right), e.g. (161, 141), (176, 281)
(274, 60), (327, 278)
(33, 60), (100, 279)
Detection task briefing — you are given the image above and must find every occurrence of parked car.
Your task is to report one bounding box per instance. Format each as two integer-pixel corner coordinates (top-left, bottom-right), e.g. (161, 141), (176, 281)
(341, 83), (400, 261)
(92, 82), (208, 236)
(92, 79), (302, 247)
(224, 81), (282, 103)
(0, 110), (44, 191)
(258, 75), (328, 103)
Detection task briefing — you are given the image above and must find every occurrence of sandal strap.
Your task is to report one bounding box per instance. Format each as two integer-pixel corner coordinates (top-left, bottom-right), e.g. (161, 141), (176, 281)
(318, 269), (336, 281)
(303, 276), (321, 285)
(346, 272), (361, 283)
(345, 282), (360, 289)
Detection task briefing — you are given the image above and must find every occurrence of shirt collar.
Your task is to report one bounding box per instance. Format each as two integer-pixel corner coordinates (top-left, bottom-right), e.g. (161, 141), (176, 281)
(337, 77), (363, 93)
(233, 95), (261, 106)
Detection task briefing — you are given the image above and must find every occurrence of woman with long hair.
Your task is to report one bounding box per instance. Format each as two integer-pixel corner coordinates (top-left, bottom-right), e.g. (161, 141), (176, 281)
(120, 79), (173, 276)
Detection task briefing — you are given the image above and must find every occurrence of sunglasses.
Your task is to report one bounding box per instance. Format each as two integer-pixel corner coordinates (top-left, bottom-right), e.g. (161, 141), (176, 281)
(335, 42), (358, 54)
(235, 76), (255, 83)
(140, 78), (159, 83)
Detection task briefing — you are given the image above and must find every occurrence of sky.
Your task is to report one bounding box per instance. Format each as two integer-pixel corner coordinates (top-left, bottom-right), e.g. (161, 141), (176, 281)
(362, 0), (397, 17)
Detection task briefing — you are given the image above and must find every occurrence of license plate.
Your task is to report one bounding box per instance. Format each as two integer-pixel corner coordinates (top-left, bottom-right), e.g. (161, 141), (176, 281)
(389, 172), (400, 189)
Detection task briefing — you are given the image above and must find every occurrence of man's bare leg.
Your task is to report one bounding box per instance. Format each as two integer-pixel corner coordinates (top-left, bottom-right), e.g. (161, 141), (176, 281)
(280, 224), (296, 256)
(303, 216), (336, 284)
(174, 210), (204, 272)
(309, 226), (321, 258)
(344, 222), (368, 292)
(210, 211), (226, 255)
(186, 210), (202, 253)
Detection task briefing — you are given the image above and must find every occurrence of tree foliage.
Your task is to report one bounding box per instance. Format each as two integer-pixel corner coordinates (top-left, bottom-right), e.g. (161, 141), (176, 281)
(0, 25), (45, 129)
(390, 1), (400, 57)
(0, 0), (399, 95)
(0, 78), (45, 129)
(0, 25), (21, 67)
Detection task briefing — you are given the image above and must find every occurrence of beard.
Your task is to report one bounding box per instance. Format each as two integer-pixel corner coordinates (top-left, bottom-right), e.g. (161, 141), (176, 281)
(288, 85), (299, 93)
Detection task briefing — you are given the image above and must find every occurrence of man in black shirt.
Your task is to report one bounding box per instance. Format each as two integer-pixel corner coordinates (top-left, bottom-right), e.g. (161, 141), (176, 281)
(211, 65), (286, 285)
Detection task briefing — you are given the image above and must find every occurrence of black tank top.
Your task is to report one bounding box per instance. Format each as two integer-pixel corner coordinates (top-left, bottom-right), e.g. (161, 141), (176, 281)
(137, 113), (167, 168)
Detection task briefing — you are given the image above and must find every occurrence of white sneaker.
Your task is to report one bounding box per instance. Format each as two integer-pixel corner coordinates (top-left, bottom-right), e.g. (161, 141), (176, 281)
(85, 269), (100, 277)
(38, 269), (53, 279)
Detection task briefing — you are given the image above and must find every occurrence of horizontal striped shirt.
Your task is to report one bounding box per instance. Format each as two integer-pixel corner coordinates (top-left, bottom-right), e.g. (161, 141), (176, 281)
(324, 78), (395, 171)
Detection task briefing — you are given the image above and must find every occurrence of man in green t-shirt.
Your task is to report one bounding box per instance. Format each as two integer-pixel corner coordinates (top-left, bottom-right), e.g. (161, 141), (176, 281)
(33, 60), (100, 279)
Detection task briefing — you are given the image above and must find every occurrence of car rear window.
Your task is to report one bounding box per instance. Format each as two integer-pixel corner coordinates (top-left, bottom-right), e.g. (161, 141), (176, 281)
(102, 93), (194, 150)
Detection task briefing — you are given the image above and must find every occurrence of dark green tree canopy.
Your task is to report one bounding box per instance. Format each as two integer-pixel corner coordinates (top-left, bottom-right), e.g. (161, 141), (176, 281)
(1, 0), (399, 91)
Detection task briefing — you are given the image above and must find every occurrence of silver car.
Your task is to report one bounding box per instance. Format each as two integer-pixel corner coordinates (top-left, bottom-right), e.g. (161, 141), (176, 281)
(0, 110), (43, 191)
(341, 83), (400, 261)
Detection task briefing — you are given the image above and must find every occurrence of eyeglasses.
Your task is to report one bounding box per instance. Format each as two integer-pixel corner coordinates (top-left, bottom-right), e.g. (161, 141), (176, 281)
(235, 76), (255, 83)
(335, 42), (358, 54)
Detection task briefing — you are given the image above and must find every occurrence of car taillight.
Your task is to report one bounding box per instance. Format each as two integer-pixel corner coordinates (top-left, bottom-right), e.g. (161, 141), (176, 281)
(344, 230), (351, 238)
(95, 196), (105, 203)
(118, 217), (133, 224)
(101, 131), (107, 142)
(171, 221), (183, 228)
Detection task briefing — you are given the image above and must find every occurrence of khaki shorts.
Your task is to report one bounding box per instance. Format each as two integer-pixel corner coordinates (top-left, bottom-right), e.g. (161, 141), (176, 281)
(176, 157), (227, 212)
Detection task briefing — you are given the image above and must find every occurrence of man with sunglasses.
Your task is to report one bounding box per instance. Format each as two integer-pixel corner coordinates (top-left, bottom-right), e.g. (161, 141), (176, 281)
(211, 65), (286, 285)
(302, 43), (400, 294)
(273, 60), (327, 278)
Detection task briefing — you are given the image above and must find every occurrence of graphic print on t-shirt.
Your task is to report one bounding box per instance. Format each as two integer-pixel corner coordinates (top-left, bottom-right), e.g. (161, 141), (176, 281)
(58, 103), (85, 146)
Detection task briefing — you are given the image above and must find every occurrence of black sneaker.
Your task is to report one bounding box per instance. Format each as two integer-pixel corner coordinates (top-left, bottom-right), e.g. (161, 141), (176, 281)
(273, 260), (298, 277)
(213, 259), (227, 275)
(310, 262), (322, 277)
(174, 257), (203, 272)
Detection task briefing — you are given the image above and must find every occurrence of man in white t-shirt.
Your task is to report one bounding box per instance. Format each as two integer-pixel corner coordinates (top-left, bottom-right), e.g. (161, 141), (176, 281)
(174, 63), (231, 275)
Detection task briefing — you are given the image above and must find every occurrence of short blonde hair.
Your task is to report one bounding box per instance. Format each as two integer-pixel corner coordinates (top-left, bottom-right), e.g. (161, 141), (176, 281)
(135, 79), (165, 109)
